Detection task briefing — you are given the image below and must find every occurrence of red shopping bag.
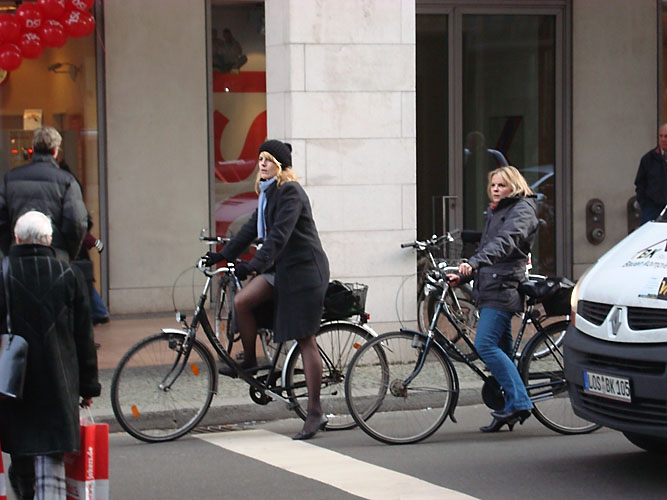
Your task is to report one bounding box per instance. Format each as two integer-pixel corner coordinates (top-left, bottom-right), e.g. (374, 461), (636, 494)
(64, 419), (109, 500)
(0, 441), (7, 500)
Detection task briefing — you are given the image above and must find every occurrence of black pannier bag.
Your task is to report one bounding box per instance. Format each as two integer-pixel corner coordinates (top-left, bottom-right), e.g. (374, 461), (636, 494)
(540, 277), (575, 316)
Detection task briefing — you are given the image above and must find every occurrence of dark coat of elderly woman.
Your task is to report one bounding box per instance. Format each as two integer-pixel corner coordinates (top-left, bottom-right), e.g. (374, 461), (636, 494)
(0, 210), (100, 499)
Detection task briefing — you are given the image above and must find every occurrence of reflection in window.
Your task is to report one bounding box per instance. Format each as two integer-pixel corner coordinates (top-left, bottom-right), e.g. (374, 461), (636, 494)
(0, 23), (101, 279)
(462, 14), (556, 275)
(211, 3), (266, 238)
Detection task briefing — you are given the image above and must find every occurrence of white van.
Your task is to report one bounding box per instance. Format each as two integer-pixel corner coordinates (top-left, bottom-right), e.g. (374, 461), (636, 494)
(564, 213), (667, 453)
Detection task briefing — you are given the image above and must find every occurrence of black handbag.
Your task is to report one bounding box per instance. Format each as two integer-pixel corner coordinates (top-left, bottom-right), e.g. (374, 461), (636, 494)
(0, 256), (28, 400)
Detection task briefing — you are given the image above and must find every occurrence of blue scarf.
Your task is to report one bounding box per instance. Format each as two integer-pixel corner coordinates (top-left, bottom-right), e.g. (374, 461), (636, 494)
(257, 177), (276, 239)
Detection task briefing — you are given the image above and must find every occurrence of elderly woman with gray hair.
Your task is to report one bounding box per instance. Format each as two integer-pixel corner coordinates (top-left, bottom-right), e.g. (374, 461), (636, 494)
(0, 210), (100, 500)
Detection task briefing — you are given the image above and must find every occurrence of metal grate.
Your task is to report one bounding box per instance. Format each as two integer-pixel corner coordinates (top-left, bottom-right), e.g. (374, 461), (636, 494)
(578, 300), (613, 326)
(581, 352), (665, 375)
(627, 306), (667, 331)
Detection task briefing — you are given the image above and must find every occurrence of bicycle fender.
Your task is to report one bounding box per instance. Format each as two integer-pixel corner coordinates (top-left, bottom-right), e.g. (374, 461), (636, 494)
(161, 328), (188, 336)
(281, 342), (300, 385)
(398, 328), (461, 422)
(160, 329), (219, 395)
(322, 319), (378, 337)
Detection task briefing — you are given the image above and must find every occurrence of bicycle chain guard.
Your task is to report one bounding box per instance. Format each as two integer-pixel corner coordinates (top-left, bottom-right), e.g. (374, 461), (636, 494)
(481, 376), (505, 410)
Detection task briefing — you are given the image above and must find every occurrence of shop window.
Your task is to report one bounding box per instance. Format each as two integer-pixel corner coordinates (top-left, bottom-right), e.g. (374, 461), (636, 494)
(0, 1), (102, 280)
(211, 3), (266, 238)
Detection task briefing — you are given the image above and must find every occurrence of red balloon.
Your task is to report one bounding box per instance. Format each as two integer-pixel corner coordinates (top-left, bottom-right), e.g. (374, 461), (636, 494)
(15, 3), (44, 32)
(19, 32), (44, 59)
(0, 43), (23, 71)
(39, 20), (66, 48)
(66, 0), (94, 13)
(63, 9), (94, 38)
(38, 0), (66, 20)
(0, 14), (21, 44)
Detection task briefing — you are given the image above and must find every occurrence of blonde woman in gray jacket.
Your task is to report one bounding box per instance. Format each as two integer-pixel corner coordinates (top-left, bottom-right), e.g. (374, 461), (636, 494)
(448, 166), (538, 433)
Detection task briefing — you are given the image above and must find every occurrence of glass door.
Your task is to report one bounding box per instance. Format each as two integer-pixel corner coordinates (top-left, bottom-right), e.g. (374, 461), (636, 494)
(417, 5), (565, 275)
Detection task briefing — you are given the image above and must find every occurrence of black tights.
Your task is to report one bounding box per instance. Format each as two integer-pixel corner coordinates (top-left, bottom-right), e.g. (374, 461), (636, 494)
(234, 277), (323, 426)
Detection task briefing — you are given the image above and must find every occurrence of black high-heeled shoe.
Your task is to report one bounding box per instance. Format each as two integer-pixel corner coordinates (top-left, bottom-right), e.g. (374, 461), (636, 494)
(479, 417), (516, 433)
(292, 415), (328, 440)
(491, 408), (532, 425)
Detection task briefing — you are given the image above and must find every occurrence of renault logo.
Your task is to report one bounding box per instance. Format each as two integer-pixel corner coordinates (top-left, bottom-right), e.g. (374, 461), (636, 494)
(610, 307), (622, 336)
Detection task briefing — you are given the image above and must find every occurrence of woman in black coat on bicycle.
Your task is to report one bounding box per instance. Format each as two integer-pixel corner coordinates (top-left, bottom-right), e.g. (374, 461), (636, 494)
(448, 166), (538, 433)
(204, 140), (330, 440)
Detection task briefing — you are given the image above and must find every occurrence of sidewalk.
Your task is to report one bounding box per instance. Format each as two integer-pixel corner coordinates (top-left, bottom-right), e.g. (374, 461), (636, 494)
(91, 314), (485, 432)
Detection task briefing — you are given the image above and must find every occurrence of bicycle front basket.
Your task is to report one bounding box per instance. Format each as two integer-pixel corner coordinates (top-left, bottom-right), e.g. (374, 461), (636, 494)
(323, 281), (368, 320)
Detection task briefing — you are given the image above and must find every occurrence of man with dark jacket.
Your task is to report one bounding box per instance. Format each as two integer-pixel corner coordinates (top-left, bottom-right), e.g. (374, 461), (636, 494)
(0, 211), (100, 499)
(0, 126), (88, 261)
(634, 123), (667, 223)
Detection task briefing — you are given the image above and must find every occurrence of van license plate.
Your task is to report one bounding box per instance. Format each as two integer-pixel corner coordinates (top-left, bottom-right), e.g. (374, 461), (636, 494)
(583, 371), (631, 403)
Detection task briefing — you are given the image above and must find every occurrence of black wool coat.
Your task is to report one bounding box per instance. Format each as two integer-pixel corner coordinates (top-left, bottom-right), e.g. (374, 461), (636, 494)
(0, 244), (100, 456)
(0, 153), (88, 261)
(634, 147), (667, 211)
(221, 181), (330, 342)
(468, 196), (539, 312)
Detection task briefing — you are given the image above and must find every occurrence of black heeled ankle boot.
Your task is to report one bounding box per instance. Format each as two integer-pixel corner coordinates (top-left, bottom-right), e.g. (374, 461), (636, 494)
(490, 408), (532, 425)
(480, 417), (516, 433)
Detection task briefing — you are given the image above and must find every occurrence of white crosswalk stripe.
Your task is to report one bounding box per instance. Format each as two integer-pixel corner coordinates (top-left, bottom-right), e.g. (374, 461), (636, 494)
(196, 430), (478, 500)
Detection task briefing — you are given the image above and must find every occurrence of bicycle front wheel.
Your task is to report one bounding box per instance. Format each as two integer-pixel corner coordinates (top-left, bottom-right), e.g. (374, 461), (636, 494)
(345, 331), (456, 444)
(111, 333), (216, 442)
(520, 321), (601, 435)
(284, 323), (373, 430)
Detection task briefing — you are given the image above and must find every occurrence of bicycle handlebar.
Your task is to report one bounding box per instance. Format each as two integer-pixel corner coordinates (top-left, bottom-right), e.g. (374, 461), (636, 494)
(401, 233), (454, 251)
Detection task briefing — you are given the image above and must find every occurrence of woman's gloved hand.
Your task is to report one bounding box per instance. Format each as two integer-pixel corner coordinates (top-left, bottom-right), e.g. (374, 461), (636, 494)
(202, 251), (224, 267)
(234, 261), (255, 281)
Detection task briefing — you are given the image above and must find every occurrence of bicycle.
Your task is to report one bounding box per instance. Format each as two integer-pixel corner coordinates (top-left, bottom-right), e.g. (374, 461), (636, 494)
(402, 233), (479, 362)
(344, 266), (601, 444)
(111, 256), (376, 443)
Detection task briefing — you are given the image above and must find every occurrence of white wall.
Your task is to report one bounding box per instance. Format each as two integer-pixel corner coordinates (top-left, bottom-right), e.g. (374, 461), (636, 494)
(104, 0), (209, 313)
(265, 0), (417, 328)
(572, 0), (657, 278)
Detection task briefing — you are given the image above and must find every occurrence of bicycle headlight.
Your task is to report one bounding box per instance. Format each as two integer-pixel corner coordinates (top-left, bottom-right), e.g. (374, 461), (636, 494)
(569, 266), (591, 327)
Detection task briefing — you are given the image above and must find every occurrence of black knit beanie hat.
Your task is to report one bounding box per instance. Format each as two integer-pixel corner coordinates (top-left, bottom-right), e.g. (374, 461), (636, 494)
(259, 140), (292, 169)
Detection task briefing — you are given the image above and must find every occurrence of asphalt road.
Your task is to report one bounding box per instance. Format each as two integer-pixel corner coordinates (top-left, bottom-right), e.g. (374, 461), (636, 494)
(5, 403), (662, 500)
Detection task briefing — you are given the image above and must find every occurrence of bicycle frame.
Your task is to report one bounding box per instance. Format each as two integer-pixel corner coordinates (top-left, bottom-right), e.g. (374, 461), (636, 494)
(162, 265), (296, 406)
(403, 276), (554, 403)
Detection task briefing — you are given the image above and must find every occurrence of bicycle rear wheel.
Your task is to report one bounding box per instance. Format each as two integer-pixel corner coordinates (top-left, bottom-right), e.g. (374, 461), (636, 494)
(520, 321), (601, 435)
(345, 331), (456, 444)
(284, 323), (373, 430)
(111, 333), (216, 442)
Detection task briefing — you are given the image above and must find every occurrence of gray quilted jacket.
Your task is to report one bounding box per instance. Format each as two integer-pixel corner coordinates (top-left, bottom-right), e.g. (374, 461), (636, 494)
(468, 196), (538, 312)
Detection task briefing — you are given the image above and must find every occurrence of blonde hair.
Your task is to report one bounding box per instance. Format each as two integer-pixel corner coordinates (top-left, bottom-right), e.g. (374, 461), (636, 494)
(487, 166), (534, 200)
(254, 151), (299, 194)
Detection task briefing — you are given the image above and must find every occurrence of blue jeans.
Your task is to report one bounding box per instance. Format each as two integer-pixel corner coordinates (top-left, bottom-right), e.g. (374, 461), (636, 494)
(475, 308), (532, 413)
(91, 287), (109, 319)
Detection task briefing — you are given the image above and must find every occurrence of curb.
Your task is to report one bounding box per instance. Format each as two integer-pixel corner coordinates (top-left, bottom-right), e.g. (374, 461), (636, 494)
(97, 384), (484, 435)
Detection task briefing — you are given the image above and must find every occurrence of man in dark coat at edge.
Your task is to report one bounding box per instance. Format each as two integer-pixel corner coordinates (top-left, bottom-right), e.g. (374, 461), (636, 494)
(634, 123), (667, 223)
(0, 211), (100, 499)
(0, 126), (88, 262)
